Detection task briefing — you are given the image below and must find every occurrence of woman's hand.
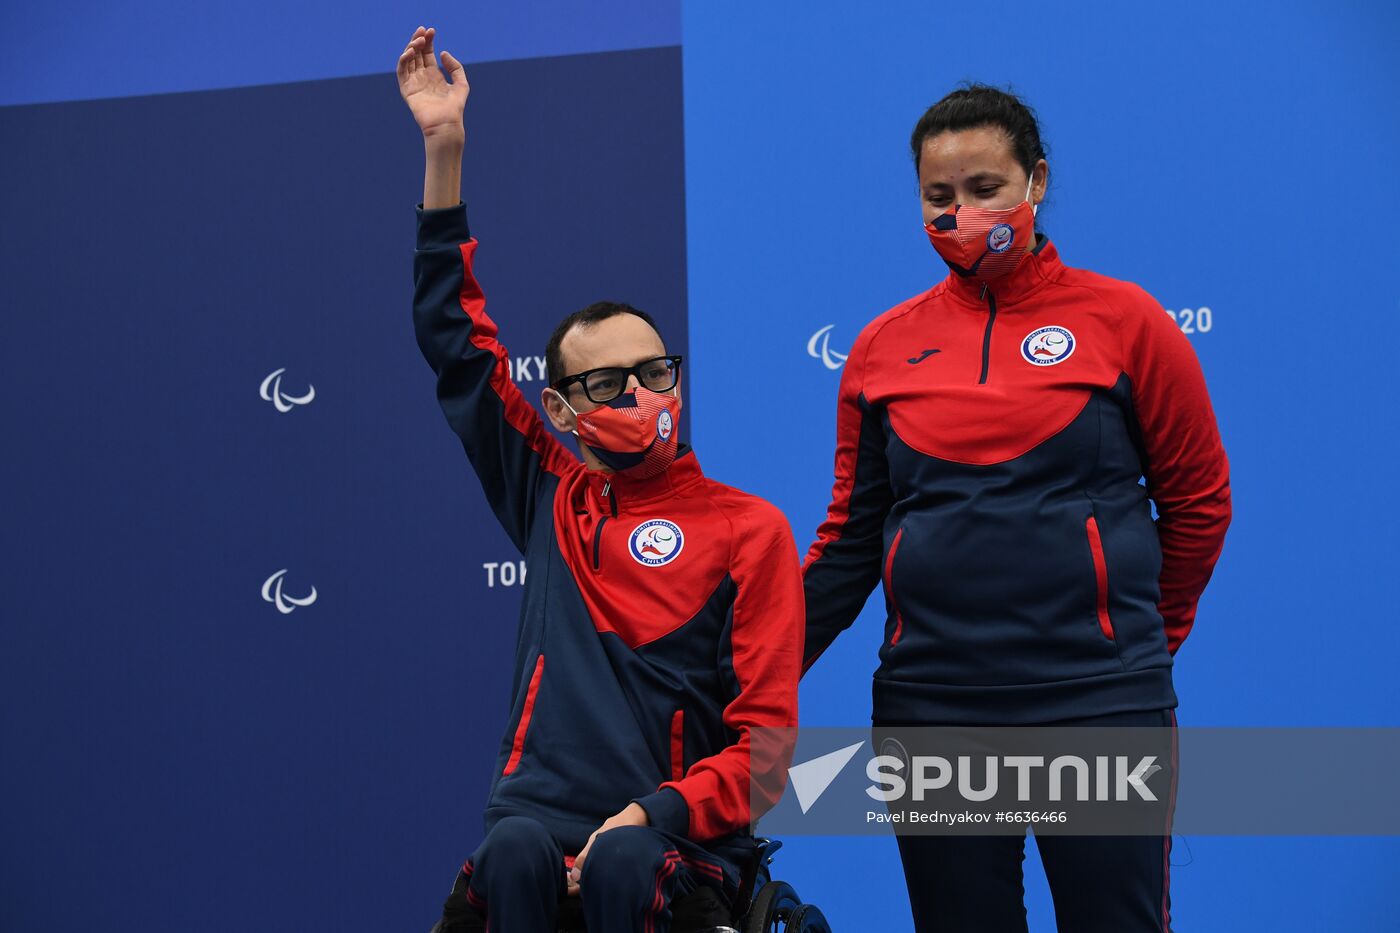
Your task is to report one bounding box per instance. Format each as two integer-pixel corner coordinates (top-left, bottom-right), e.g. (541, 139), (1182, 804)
(396, 26), (468, 142)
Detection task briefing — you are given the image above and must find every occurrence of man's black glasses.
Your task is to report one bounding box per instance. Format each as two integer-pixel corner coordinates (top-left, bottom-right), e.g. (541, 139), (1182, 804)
(553, 355), (683, 405)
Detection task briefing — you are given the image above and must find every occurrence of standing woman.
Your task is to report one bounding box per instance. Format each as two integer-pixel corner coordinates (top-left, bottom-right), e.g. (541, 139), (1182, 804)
(801, 85), (1230, 932)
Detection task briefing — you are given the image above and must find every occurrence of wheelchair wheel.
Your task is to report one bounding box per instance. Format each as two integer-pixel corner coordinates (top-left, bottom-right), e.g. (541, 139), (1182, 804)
(742, 880), (810, 933)
(784, 904), (831, 932)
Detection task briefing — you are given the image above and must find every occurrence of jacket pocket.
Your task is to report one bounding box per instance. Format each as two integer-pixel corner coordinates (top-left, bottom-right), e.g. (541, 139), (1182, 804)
(884, 526), (907, 646)
(669, 709), (685, 782)
(502, 655), (545, 776)
(1084, 516), (1116, 641)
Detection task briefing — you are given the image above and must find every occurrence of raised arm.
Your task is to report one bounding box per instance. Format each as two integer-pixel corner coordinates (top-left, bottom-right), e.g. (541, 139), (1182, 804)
(398, 26), (467, 209)
(399, 27), (578, 550)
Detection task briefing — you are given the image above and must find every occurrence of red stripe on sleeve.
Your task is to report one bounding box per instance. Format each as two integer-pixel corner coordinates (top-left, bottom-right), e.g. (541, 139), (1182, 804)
(456, 240), (577, 479)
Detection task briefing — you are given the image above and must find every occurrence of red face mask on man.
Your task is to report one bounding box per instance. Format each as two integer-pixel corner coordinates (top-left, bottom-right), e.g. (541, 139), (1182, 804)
(556, 385), (681, 479)
(924, 175), (1037, 283)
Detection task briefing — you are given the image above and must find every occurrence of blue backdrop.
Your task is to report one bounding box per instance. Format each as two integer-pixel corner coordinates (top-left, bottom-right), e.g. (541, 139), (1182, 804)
(0, 33), (688, 933)
(683, 2), (1399, 931)
(2, 1), (1397, 930)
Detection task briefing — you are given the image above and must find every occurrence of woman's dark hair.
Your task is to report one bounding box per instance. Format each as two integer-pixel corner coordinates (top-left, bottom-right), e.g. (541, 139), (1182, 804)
(545, 301), (663, 385)
(909, 83), (1048, 180)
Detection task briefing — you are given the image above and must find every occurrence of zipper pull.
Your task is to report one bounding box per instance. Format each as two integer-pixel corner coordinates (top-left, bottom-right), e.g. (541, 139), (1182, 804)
(979, 282), (989, 302)
(601, 481), (611, 498)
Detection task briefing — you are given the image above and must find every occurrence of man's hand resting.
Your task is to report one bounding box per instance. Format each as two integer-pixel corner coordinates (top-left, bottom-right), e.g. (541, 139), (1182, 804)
(566, 802), (651, 895)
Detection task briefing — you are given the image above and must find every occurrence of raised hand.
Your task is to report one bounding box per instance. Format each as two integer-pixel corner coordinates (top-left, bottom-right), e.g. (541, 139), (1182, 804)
(396, 26), (468, 141)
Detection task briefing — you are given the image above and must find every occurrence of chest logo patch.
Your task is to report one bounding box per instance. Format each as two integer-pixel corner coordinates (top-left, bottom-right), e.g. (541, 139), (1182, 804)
(1021, 326), (1076, 366)
(629, 519), (685, 566)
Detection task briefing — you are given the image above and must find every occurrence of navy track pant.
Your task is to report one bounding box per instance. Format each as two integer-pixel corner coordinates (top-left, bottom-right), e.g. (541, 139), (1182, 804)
(447, 814), (736, 933)
(887, 707), (1179, 933)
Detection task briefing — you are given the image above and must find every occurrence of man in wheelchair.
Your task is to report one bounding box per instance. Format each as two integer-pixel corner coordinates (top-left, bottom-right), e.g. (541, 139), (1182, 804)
(400, 26), (805, 933)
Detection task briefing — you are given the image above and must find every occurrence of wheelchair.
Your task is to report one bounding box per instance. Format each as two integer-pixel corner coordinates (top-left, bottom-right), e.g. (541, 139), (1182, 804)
(430, 837), (830, 933)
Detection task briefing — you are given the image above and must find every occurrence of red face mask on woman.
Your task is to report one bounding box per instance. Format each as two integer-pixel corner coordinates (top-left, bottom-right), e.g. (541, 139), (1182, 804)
(924, 175), (1037, 283)
(557, 386), (681, 479)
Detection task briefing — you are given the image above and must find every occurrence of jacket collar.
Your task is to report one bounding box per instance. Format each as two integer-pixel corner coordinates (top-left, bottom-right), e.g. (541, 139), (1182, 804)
(583, 444), (705, 511)
(941, 234), (1065, 309)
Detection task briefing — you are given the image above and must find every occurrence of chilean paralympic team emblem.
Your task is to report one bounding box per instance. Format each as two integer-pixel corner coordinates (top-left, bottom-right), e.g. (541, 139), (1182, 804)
(629, 519), (684, 567)
(987, 223), (1015, 253)
(1021, 325), (1076, 366)
(656, 407), (674, 442)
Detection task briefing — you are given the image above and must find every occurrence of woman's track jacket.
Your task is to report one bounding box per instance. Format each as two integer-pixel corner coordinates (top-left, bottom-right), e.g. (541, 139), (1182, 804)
(413, 202), (803, 855)
(803, 236), (1231, 724)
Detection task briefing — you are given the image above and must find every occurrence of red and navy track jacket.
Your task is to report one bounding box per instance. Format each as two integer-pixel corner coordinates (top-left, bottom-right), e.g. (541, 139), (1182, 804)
(803, 236), (1231, 724)
(412, 202), (803, 855)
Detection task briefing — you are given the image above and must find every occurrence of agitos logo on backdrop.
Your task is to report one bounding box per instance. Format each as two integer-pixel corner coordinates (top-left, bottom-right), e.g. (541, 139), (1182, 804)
(807, 324), (849, 370)
(260, 568), (318, 615)
(259, 367), (316, 413)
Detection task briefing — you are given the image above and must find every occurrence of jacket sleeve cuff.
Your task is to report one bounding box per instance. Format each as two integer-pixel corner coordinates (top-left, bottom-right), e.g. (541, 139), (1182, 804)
(415, 200), (470, 250)
(632, 786), (690, 837)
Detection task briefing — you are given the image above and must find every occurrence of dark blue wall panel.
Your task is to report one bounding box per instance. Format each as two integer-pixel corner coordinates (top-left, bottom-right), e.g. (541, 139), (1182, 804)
(0, 45), (686, 931)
